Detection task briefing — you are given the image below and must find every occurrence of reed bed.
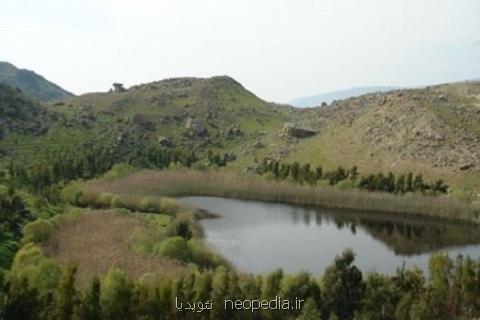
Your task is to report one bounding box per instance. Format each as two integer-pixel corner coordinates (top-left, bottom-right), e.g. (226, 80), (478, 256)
(80, 169), (480, 223)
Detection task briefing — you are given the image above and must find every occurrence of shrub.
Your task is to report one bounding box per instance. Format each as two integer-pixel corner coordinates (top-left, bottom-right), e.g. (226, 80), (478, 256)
(102, 163), (136, 180)
(154, 237), (192, 262)
(97, 192), (113, 207)
(138, 197), (152, 212)
(168, 212), (203, 239)
(50, 209), (85, 227)
(22, 220), (55, 244)
(187, 239), (225, 268)
(336, 180), (356, 190)
(160, 197), (183, 215)
(110, 195), (124, 208)
(317, 179), (331, 187)
(61, 181), (84, 205)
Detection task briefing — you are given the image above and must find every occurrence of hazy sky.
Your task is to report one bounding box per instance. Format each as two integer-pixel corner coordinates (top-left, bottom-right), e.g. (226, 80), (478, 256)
(1, 0), (480, 102)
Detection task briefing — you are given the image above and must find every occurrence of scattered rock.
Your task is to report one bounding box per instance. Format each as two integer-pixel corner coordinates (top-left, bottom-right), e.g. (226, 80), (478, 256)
(282, 123), (317, 138)
(460, 163), (474, 171)
(253, 141), (264, 148)
(185, 117), (207, 136)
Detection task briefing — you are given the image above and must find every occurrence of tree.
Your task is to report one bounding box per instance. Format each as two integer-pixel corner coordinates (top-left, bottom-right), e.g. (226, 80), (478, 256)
(406, 172), (413, 192)
(77, 276), (101, 320)
(55, 264), (78, 320)
(3, 277), (39, 320)
(101, 268), (133, 320)
(395, 175), (406, 194)
(296, 298), (322, 320)
(322, 250), (365, 320)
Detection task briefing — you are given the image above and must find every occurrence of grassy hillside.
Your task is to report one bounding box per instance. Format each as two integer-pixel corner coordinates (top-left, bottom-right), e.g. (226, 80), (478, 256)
(282, 81), (480, 195)
(2, 74), (480, 197)
(0, 62), (73, 102)
(0, 76), (291, 168)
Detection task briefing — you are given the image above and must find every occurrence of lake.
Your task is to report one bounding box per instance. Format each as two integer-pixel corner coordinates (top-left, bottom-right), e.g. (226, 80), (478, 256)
(180, 196), (480, 275)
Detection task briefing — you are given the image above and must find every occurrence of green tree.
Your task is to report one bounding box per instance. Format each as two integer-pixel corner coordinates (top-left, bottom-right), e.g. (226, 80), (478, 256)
(55, 264), (78, 320)
(101, 268), (133, 320)
(76, 276), (101, 320)
(322, 250), (365, 320)
(296, 298), (322, 320)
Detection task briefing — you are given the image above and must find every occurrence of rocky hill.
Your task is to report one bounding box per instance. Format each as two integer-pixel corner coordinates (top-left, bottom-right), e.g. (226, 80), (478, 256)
(289, 86), (398, 107)
(280, 81), (480, 193)
(2, 73), (480, 194)
(0, 62), (73, 102)
(0, 76), (291, 164)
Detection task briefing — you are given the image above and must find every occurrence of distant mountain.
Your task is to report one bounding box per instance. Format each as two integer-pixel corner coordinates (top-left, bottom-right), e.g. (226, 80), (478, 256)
(0, 83), (51, 140)
(289, 86), (398, 107)
(0, 62), (73, 102)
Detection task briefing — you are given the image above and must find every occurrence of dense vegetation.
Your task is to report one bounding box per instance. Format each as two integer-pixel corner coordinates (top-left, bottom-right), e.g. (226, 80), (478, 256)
(2, 250), (480, 320)
(1, 71), (480, 319)
(256, 159), (449, 195)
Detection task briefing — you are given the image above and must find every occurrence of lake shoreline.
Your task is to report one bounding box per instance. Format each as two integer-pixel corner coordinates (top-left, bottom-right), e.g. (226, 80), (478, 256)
(75, 169), (480, 225)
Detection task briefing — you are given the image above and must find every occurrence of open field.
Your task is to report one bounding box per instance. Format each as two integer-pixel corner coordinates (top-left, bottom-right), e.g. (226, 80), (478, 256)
(75, 169), (480, 223)
(42, 210), (184, 285)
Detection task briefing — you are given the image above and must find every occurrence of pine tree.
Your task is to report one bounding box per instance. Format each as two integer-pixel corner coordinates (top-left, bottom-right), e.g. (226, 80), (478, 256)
(55, 264), (78, 320)
(76, 276), (101, 320)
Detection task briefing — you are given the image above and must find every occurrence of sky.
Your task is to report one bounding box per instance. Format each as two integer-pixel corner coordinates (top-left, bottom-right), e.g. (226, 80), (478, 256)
(1, 0), (480, 103)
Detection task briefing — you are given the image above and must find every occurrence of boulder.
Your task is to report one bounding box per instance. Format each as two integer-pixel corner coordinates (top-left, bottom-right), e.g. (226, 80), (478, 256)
(460, 163), (474, 171)
(282, 123), (317, 138)
(253, 141), (264, 148)
(185, 117), (207, 136)
(226, 125), (243, 138)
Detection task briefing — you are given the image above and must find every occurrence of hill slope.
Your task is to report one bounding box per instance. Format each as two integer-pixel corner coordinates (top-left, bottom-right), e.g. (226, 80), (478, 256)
(290, 86), (398, 107)
(1, 76), (290, 163)
(0, 62), (73, 102)
(0, 83), (51, 139)
(281, 82), (480, 192)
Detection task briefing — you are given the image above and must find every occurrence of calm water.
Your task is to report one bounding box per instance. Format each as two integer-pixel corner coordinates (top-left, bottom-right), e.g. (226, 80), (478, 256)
(180, 196), (480, 275)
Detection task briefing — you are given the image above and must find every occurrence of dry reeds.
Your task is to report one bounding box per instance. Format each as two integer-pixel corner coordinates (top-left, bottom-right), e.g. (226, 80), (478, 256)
(81, 170), (480, 223)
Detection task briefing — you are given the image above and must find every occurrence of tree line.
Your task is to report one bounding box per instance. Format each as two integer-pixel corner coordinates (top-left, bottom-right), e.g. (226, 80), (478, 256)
(1, 250), (480, 320)
(256, 159), (449, 195)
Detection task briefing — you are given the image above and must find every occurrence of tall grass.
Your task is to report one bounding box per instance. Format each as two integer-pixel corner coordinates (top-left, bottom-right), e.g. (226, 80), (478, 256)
(80, 170), (480, 223)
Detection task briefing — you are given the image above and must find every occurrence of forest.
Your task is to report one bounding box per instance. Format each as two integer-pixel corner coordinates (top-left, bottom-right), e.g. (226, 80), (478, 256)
(1, 249), (480, 320)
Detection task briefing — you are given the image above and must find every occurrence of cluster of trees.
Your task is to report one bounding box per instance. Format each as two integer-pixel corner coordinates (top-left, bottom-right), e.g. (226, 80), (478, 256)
(207, 150), (235, 167)
(5, 147), (201, 201)
(257, 159), (449, 195)
(0, 187), (33, 270)
(1, 251), (480, 320)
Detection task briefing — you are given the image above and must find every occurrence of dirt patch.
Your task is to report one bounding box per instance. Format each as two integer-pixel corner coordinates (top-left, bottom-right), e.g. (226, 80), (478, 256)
(43, 210), (183, 285)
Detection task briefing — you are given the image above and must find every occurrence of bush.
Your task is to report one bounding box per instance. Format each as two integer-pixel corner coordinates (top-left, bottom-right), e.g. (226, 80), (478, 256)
(336, 180), (356, 190)
(61, 181), (84, 205)
(138, 197), (152, 212)
(10, 243), (61, 295)
(168, 212), (203, 239)
(187, 239), (225, 268)
(317, 179), (331, 187)
(102, 163), (136, 180)
(22, 220), (54, 244)
(160, 197), (183, 215)
(154, 237), (192, 262)
(97, 192), (113, 207)
(50, 208), (85, 227)
(110, 195), (124, 208)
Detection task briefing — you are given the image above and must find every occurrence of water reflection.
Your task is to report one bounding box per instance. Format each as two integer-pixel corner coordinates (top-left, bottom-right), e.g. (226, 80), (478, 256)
(287, 208), (480, 256)
(180, 196), (480, 275)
